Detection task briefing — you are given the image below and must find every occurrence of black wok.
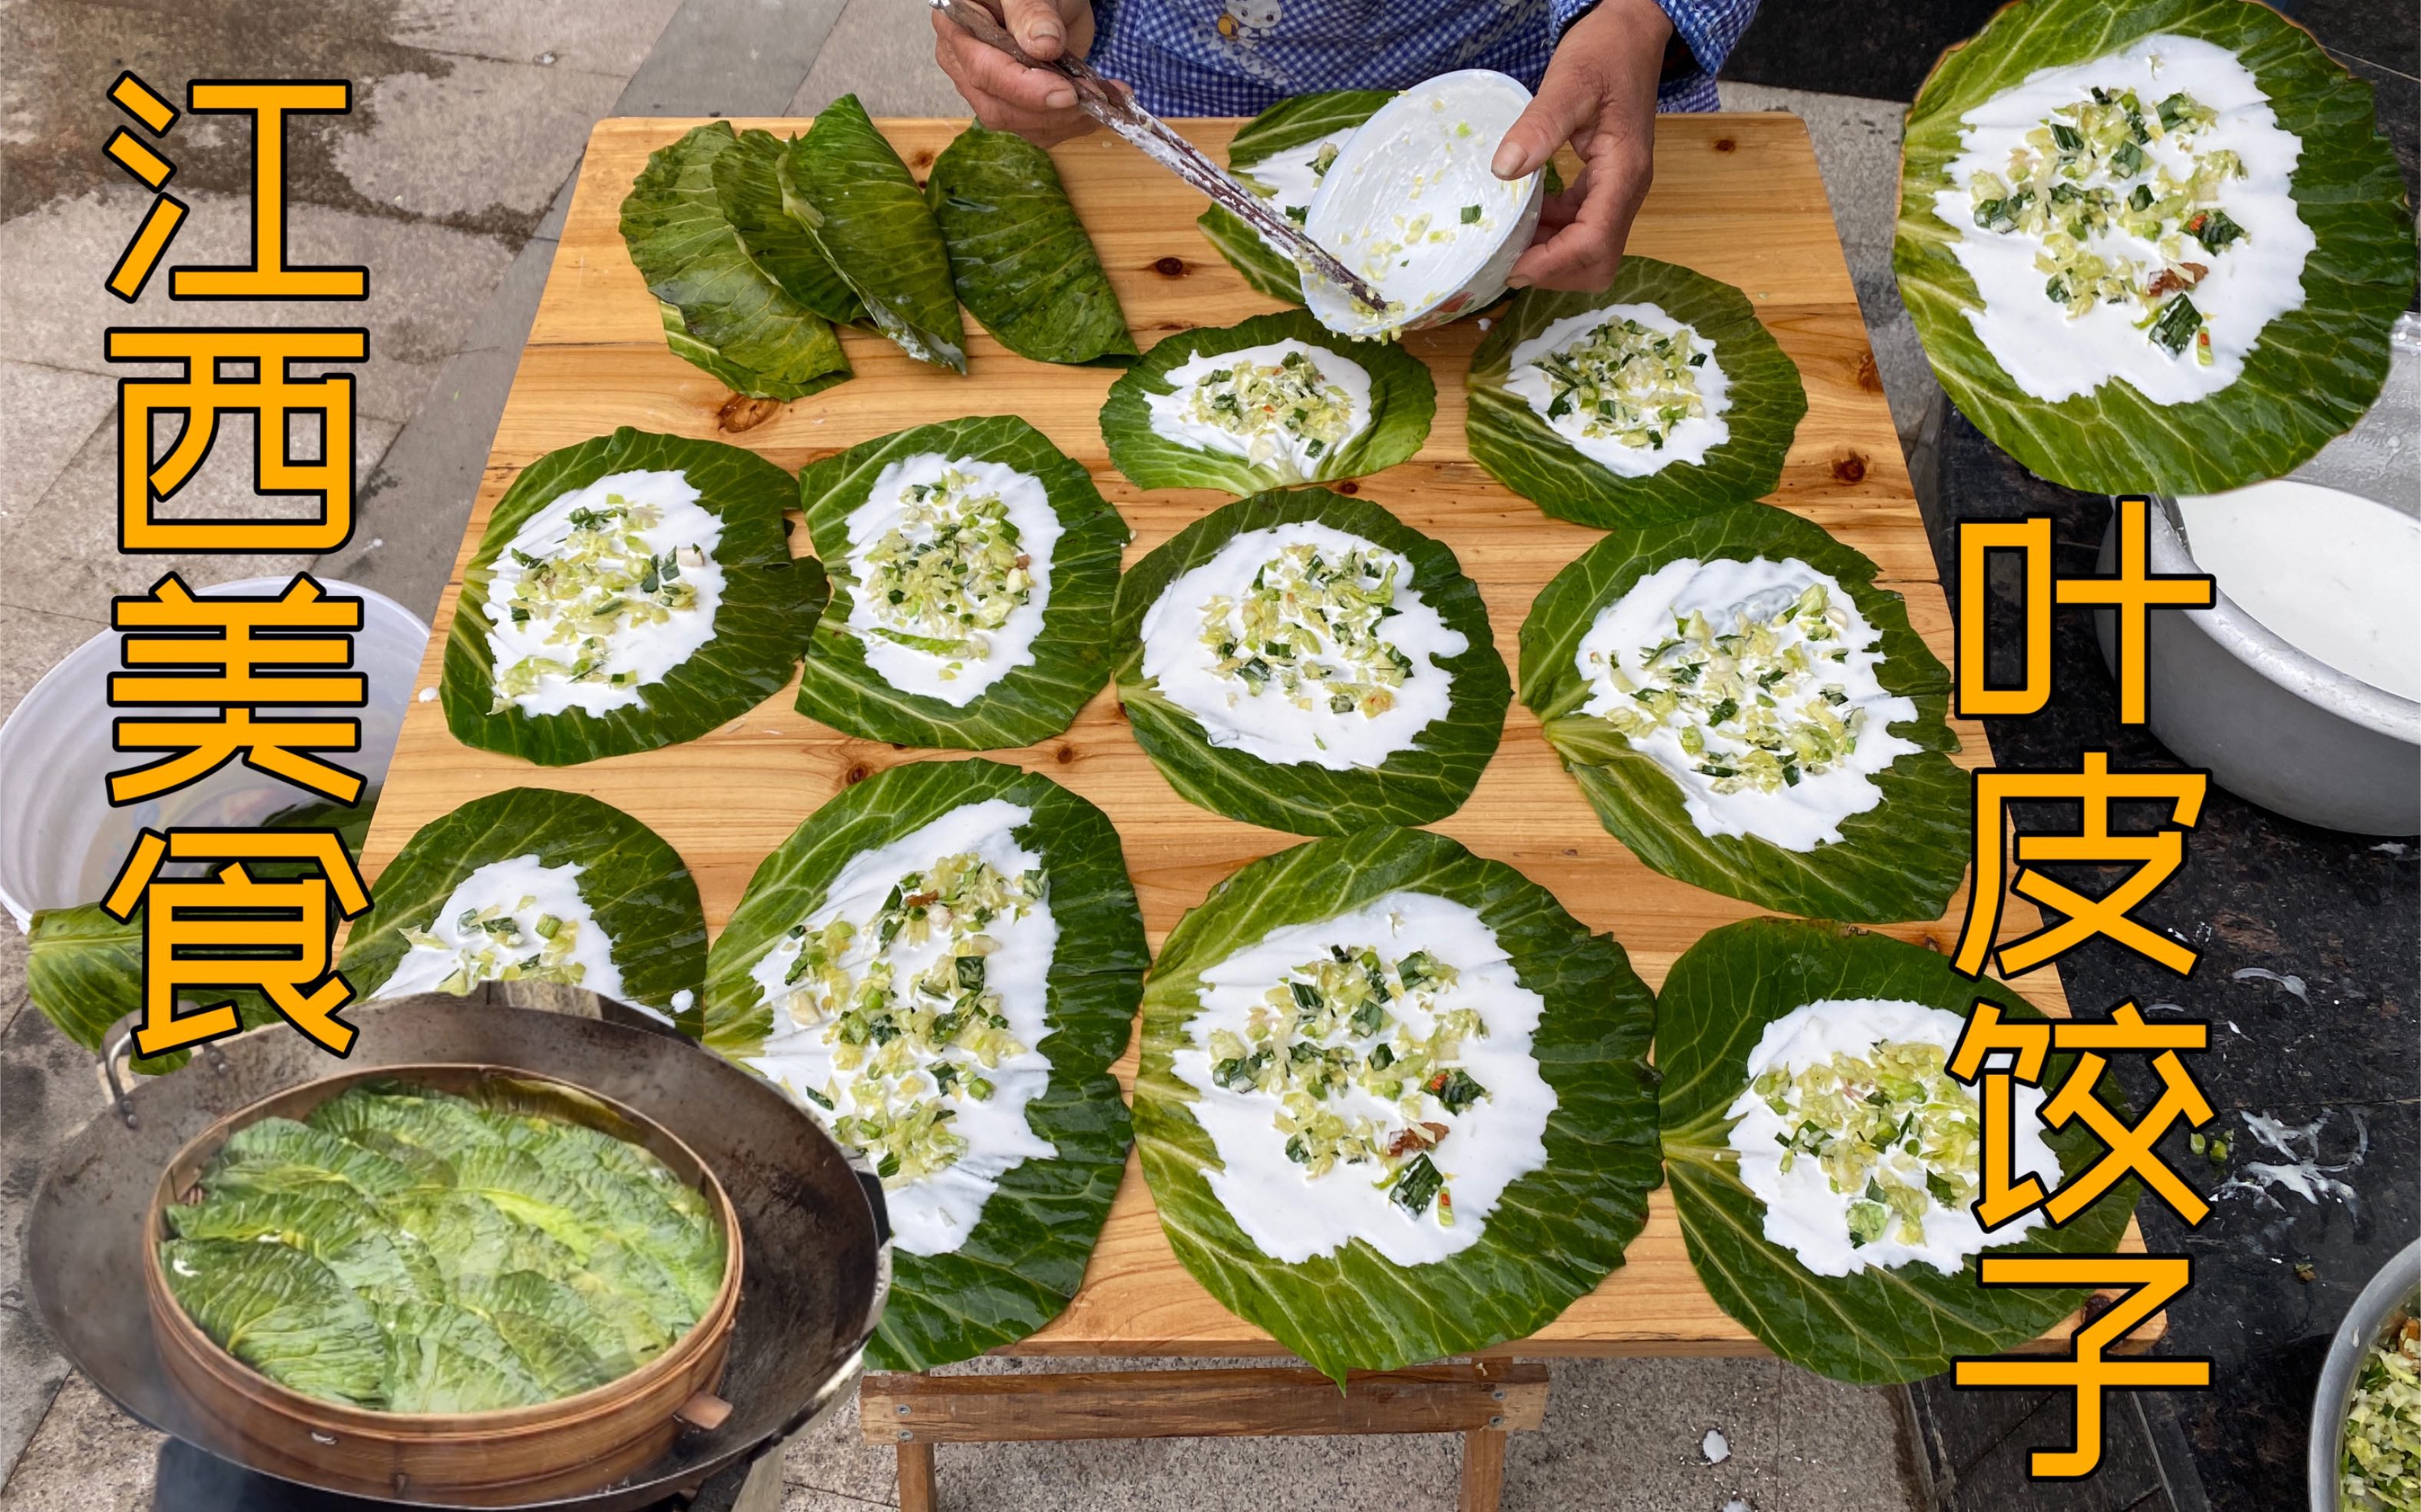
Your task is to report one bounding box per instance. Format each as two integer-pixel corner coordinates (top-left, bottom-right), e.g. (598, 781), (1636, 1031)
(22, 996), (890, 1512)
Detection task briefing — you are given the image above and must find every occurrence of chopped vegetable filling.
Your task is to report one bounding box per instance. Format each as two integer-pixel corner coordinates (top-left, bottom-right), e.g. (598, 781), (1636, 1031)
(769, 852), (1043, 1186)
(1209, 943), (1485, 1223)
(1178, 350), (1359, 469)
(1196, 539), (1417, 721)
(1588, 581), (1865, 795)
(1966, 86), (2241, 362)
(1531, 315), (1712, 451)
(1751, 1039), (1982, 1251)
(402, 894), (591, 995)
(855, 466), (1035, 682)
(491, 494), (706, 710)
(2343, 1308), (2421, 1511)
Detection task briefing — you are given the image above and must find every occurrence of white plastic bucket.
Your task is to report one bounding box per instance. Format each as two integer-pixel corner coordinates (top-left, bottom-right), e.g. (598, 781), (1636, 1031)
(0, 576), (431, 929)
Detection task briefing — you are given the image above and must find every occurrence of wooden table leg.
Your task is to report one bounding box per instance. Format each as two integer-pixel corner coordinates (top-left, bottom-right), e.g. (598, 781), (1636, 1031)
(897, 1439), (938, 1512)
(1459, 1428), (1507, 1512)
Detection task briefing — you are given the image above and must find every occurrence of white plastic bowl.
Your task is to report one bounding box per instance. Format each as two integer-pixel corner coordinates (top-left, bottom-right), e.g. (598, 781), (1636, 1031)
(1303, 70), (1546, 339)
(0, 577), (430, 929)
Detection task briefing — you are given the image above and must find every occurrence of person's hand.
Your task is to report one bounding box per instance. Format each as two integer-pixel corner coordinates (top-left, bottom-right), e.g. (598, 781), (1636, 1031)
(1492, 0), (1675, 290)
(932, 0), (1100, 144)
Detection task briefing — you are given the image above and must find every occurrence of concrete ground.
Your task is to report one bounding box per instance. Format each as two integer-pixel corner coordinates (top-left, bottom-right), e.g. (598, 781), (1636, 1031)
(0, 3), (1941, 1507)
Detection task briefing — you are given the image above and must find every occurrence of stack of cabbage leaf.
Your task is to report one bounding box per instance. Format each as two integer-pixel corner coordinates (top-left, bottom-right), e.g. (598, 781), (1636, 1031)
(701, 759), (1145, 1369)
(1112, 488), (1507, 836)
(620, 121), (853, 400)
(793, 415), (1129, 749)
(339, 788), (707, 1019)
(926, 124), (1136, 367)
(160, 1076), (725, 1411)
(445, 428), (828, 766)
(1657, 918), (2137, 1382)
(1893, 0), (2416, 493)
(1467, 259), (1807, 526)
(1519, 505), (1970, 924)
(1133, 827), (1661, 1382)
(782, 95), (968, 372)
(1100, 310), (1436, 494)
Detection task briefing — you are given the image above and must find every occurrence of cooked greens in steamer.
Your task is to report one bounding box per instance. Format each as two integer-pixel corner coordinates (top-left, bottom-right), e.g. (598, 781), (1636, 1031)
(1102, 310), (1436, 494)
(794, 416), (1128, 750)
(1520, 505), (1969, 923)
(782, 94), (968, 372)
(1112, 488), (1507, 836)
(339, 788), (706, 1017)
(927, 124), (1137, 367)
(702, 759), (1145, 1370)
(444, 428), (827, 766)
(1467, 260), (1807, 526)
(1893, 0), (2416, 494)
(1199, 90), (1394, 303)
(160, 1075), (726, 1411)
(1133, 826), (1660, 1382)
(1657, 918), (2137, 1383)
(620, 121), (852, 401)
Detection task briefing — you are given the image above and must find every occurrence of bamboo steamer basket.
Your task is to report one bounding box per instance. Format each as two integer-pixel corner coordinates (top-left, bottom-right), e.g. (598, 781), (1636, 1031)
(143, 1063), (744, 1504)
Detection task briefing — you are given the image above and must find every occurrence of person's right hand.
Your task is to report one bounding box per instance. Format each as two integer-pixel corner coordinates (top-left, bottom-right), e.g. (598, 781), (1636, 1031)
(932, 0), (1099, 144)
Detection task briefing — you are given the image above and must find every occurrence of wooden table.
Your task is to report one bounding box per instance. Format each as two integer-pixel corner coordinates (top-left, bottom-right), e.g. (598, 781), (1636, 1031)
(362, 111), (2129, 1512)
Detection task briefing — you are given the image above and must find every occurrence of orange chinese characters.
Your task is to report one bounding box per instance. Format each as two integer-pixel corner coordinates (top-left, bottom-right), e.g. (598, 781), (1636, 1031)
(1949, 1001), (2217, 1229)
(1955, 500), (2211, 724)
(109, 327), (365, 553)
(174, 81), (366, 300)
(110, 573), (366, 806)
(1954, 751), (2207, 980)
(1954, 1257), (2210, 1477)
(102, 828), (372, 1057)
(104, 71), (186, 302)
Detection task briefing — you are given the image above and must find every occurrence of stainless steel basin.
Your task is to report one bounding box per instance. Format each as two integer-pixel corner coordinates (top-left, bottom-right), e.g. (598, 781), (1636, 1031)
(2100, 314), (2421, 835)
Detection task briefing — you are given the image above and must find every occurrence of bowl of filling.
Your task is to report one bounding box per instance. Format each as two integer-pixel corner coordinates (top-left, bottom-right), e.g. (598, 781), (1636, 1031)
(2313, 1236), (2421, 1511)
(1301, 70), (1546, 339)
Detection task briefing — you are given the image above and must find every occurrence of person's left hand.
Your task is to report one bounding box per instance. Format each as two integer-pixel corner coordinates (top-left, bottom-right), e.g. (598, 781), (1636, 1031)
(1491, 0), (1675, 290)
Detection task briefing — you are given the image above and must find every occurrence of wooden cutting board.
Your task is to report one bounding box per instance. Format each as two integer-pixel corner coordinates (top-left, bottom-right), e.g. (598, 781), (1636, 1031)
(362, 112), (2128, 1358)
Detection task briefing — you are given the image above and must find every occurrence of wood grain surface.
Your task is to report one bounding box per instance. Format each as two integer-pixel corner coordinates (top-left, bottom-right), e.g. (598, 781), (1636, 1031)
(361, 111), (2132, 1358)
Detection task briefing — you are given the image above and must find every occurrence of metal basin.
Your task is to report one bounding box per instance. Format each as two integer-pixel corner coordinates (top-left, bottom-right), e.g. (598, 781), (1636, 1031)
(22, 997), (890, 1512)
(2099, 316), (2421, 835)
(2309, 1236), (2421, 1510)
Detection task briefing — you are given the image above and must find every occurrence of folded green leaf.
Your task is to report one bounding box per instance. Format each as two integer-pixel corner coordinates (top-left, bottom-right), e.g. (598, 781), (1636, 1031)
(1467, 260), (1807, 527)
(704, 759), (1146, 1368)
(1657, 918), (2137, 1383)
(795, 415), (1129, 750)
(443, 427), (828, 766)
(339, 787), (707, 1017)
(713, 126), (865, 326)
(1893, 0), (2415, 493)
(161, 1239), (389, 1405)
(1520, 505), (1969, 923)
(1133, 826), (1661, 1382)
(1112, 488), (1507, 835)
(621, 121), (853, 400)
(928, 124), (1137, 366)
(1102, 309), (1436, 494)
(1199, 91), (1395, 303)
(782, 95), (967, 372)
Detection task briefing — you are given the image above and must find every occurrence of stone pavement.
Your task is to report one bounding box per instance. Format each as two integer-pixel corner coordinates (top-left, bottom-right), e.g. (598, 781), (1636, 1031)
(0, 3), (1946, 1507)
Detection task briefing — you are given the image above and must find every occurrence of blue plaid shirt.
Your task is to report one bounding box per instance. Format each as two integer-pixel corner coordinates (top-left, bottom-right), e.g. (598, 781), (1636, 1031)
(1089, 0), (1758, 116)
